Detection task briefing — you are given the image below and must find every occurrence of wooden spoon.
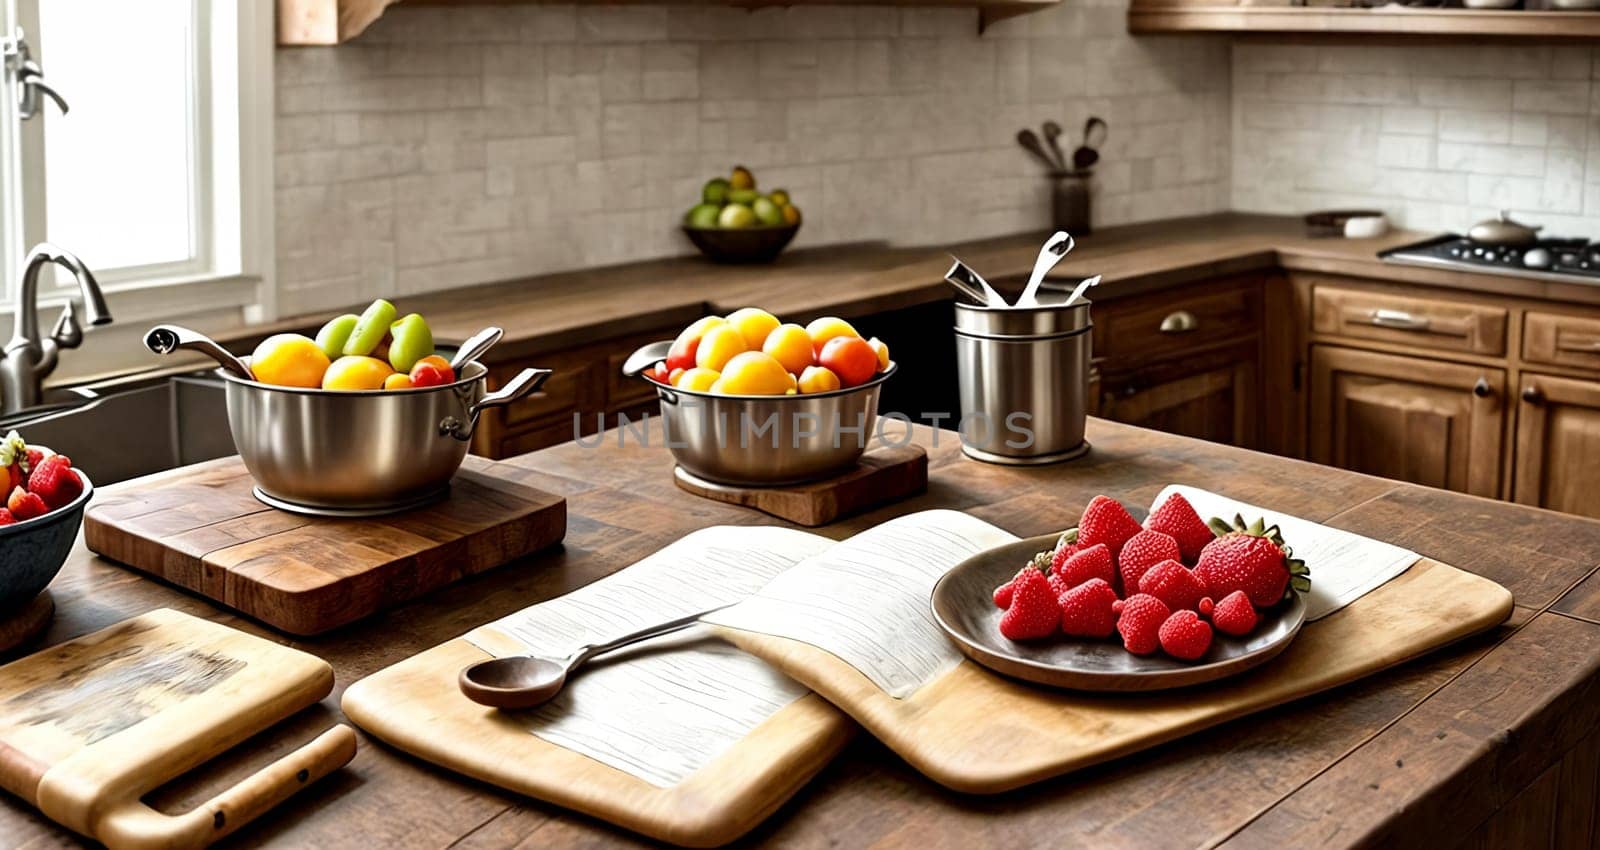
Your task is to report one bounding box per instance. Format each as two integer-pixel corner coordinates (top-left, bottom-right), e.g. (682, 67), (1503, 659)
(458, 605), (732, 710)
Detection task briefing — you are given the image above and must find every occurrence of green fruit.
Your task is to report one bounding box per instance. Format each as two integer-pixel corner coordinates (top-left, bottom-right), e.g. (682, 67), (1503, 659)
(686, 203), (721, 229)
(752, 197), (784, 226)
(343, 298), (398, 357)
(718, 203), (756, 229)
(387, 313), (434, 373)
(769, 188), (791, 207)
(702, 178), (730, 206)
(314, 314), (359, 361)
(728, 188), (759, 206)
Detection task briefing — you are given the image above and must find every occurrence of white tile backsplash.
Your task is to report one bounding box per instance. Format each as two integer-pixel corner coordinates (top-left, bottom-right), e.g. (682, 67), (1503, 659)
(274, 3), (1232, 316)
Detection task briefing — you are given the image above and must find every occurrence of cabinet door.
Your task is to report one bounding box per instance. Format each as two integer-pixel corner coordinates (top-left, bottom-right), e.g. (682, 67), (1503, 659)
(1308, 345), (1505, 497)
(1513, 373), (1600, 520)
(1098, 347), (1259, 448)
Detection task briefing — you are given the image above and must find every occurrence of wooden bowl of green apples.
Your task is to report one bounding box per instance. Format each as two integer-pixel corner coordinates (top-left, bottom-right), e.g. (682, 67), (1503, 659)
(682, 165), (802, 264)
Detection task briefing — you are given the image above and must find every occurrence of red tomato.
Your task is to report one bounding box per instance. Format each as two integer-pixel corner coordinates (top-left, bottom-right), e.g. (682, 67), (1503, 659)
(645, 362), (671, 384)
(410, 362), (449, 387)
(818, 336), (878, 387)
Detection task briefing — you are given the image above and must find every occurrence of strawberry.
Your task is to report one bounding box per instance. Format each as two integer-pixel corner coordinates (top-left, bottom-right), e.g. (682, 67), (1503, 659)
(1049, 543), (1114, 595)
(993, 549), (1053, 608)
(1118, 529), (1181, 596)
(1200, 591), (1259, 636)
(7, 486), (46, 521)
(0, 508), (16, 526)
(999, 568), (1061, 640)
(1138, 559), (1209, 612)
(1047, 529), (1081, 576)
(1112, 593), (1170, 655)
(1158, 609), (1213, 661)
(1058, 578), (1118, 638)
(1077, 495), (1143, 561)
(28, 454), (81, 510)
(1145, 492), (1216, 565)
(1195, 515), (1311, 608)
(24, 447), (47, 472)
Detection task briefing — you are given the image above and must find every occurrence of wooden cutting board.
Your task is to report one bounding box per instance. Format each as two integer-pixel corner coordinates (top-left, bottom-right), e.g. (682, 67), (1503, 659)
(83, 455), (566, 635)
(0, 608), (357, 850)
(343, 637), (854, 848)
(713, 558), (1513, 794)
(673, 444), (929, 527)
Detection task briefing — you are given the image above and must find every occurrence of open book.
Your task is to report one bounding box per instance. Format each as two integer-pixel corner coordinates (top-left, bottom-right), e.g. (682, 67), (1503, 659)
(469, 493), (1419, 786)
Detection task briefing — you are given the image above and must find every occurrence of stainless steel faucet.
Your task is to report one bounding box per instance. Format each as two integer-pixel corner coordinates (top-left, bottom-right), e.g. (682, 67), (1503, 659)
(0, 244), (111, 413)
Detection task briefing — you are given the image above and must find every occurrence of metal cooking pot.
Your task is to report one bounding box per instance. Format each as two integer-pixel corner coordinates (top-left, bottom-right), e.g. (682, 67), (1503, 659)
(626, 342), (896, 486)
(1468, 210), (1542, 246)
(221, 362), (549, 515)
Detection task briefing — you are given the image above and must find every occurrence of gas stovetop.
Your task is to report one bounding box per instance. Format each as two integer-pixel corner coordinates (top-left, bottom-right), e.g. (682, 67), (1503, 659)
(1380, 235), (1600, 285)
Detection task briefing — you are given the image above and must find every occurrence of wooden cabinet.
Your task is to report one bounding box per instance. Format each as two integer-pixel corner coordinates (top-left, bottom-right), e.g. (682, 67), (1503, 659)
(1308, 345), (1506, 498)
(1097, 343), (1259, 449)
(1512, 373), (1600, 520)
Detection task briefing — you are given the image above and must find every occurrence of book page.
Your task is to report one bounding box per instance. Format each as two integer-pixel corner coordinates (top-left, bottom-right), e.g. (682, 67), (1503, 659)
(704, 510), (1018, 699)
(467, 525), (834, 787)
(1154, 485), (1420, 621)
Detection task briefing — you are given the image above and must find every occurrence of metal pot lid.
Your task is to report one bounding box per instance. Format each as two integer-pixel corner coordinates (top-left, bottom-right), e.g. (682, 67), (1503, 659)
(1468, 210), (1542, 246)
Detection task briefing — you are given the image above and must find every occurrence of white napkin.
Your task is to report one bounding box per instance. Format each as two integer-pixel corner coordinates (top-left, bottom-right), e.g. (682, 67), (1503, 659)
(1153, 485), (1420, 621)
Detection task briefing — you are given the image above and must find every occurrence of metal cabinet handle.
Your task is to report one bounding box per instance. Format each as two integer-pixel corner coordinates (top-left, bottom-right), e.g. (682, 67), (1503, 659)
(1473, 377), (1491, 398)
(1522, 386), (1544, 405)
(1366, 308), (1431, 331)
(1159, 310), (1197, 334)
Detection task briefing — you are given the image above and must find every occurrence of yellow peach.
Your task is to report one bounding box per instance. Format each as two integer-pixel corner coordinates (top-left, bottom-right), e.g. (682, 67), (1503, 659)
(797, 365), (841, 394)
(805, 316), (859, 356)
(322, 355), (394, 391)
(695, 324), (748, 372)
(711, 351), (793, 395)
(250, 334), (331, 388)
(674, 367), (721, 392)
(762, 323), (814, 375)
(726, 307), (781, 350)
(867, 336), (891, 371)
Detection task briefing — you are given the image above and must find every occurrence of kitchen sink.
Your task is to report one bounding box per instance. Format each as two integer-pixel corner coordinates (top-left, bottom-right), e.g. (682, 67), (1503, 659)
(0, 371), (234, 486)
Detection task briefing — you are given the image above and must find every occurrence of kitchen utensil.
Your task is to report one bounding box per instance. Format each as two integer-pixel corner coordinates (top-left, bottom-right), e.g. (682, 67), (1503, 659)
(459, 605), (734, 710)
(1042, 121), (1068, 171)
(628, 343), (897, 485)
(84, 455), (566, 635)
(1468, 210), (1542, 246)
(1015, 231), (1075, 308)
(954, 299), (1091, 465)
(1072, 117), (1107, 171)
(0, 463), (90, 610)
(220, 361), (551, 515)
(450, 326), (504, 374)
(144, 324), (254, 380)
(1016, 129), (1062, 173)
(932, 533), (1307, 691)
(1062, 274), (1102, 307)
(682, 223), (799, 264)
(620, 340), (673, 377)
(0, 608), (357, 849)
(673, 443), (927, 527)
(946, 256), (1006, 306)
(1051, 171), (1091, 233)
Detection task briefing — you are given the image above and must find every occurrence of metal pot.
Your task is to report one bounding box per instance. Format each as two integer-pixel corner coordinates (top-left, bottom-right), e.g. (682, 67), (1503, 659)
(221, 362), (549, 516)
(629, 343), (896, 486)
(1468, 210), (1542, 246)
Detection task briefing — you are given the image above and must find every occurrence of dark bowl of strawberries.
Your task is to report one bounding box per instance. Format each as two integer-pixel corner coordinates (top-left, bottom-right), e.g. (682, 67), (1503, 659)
(0, 431), (90, 613)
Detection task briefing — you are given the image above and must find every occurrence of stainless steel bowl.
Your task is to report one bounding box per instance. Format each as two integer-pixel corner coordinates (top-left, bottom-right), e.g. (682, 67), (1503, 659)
(220, 362), (550, 516)
(629, 343), (896, 486)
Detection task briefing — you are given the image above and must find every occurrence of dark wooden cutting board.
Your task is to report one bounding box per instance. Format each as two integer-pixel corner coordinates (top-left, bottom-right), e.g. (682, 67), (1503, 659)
(84, 455), (566, 635)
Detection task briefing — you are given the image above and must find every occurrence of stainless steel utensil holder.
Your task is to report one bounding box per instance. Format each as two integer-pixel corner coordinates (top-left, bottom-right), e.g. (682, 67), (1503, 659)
(954, 299), (1091, 465)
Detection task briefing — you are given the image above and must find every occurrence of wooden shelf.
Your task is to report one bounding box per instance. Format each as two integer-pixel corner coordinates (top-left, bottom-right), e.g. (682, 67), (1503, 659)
(278, 0), (1057, 45)
(1128, 4), (1600, 38)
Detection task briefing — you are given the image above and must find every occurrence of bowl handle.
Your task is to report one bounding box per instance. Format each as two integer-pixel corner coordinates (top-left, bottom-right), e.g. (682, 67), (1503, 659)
(440, 367), (552, 441)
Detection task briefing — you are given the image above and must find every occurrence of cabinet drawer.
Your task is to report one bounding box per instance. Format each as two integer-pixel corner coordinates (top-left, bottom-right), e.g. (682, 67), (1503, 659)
(607, 350), (660, 410)
(1311, 286), (1506, 356)
(1095, 285), (1258, 363)
(498, 356), (600, 426)
(1523, 311), (1600, 372)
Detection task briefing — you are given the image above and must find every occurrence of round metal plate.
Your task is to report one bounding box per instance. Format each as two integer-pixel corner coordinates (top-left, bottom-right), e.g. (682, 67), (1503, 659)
(931, 534), (1306, 692)
(252, 485), (449, 518)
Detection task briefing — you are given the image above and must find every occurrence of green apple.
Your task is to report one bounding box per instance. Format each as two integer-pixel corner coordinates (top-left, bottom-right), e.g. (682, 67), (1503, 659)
(727, 188), (760, 206)
(343, 298), (397, 357)
(685, 203), (721, 229)
(718, 203), (756, 229)
(702, 177), (730, 206)
(387, 313), (434, 373)
(752, 197), (784, 226)
(314, 314), (359, 361)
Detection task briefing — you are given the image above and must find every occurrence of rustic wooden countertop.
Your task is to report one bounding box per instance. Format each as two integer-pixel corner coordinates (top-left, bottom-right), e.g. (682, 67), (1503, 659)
(5, 419), (1600, 848)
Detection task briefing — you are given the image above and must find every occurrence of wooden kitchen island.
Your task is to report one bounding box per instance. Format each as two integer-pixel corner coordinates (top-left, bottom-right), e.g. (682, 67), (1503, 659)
(5, 418), (1600, 849)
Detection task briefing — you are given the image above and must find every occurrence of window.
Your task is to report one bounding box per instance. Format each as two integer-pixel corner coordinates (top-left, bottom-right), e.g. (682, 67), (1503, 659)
(0, 0), (272, 319)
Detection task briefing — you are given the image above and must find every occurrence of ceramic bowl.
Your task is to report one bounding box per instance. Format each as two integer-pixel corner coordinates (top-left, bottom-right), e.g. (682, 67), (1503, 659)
(0, 467), (91, 612)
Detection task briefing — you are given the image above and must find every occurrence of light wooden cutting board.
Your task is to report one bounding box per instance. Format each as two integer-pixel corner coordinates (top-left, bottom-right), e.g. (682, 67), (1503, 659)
(712, 558), (1513, 793)
(343, 637), (854, 848)
(0, 608), (357, 849)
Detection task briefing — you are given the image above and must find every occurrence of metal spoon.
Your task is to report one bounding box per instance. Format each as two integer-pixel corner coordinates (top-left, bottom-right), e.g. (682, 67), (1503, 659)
(1063, 274), (1103, 307)
(946, 256), (1006, 307)
(144, 324), (255, 381)
(458, 605), (731, 710)
(1015, 231), (1075, 308)
(449, 326), (504, 373)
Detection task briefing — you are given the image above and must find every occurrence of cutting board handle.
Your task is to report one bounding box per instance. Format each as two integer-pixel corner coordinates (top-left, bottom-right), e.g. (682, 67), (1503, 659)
(94, 725), (357, 850)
